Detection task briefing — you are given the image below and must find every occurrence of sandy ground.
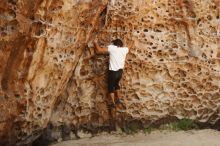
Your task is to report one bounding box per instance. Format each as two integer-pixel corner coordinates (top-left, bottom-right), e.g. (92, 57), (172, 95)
(50, 129), (220, 146)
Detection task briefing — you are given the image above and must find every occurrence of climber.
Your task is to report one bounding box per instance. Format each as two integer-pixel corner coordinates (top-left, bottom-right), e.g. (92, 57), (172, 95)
(93, 39), (129, 108)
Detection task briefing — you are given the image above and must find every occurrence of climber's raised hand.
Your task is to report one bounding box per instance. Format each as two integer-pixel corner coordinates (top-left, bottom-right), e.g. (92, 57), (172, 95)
(93, 41), (108, 54)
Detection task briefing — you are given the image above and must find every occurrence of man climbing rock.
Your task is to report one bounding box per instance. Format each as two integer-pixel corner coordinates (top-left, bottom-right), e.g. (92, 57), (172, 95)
(93, 39), (129, 108)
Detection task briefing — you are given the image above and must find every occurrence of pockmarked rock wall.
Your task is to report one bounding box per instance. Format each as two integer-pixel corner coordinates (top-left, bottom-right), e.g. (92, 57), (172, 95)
(0, 0), (220, 145)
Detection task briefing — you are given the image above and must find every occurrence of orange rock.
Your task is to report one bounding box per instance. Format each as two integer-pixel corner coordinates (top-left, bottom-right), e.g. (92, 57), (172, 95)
(0, 0), (220, 145)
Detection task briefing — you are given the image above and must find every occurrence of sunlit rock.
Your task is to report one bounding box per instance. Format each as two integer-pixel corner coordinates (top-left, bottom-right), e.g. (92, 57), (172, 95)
(0, 0), (219, 145)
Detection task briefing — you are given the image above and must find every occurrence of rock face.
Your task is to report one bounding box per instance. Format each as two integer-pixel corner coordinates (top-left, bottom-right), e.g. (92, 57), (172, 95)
(0, 0), (220, 145)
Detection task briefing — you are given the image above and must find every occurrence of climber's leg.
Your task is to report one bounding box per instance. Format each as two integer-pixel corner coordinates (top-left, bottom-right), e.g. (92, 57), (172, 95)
(114, 69), (123, 104)
(108, 70), (117, 105)
(108, 69), (124, 105)
(115, 90), (121, 99)
(109, 92), (116, 105)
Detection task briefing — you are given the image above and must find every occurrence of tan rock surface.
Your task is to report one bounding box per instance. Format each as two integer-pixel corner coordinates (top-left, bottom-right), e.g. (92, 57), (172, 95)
(0, 0), (220, 145)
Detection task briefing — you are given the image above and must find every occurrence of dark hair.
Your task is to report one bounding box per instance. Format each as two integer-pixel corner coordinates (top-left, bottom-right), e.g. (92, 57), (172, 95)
(112, 39), (123, 47)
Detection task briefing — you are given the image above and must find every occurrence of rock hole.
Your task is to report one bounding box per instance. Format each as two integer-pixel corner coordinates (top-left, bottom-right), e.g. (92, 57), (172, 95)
(154, 29), (162, 32)
(99, 6), (108, 27)
(38, 113), (42, 118)
(50, 47), (54, 53)
(40, 89), (44, 95)
(207, 15), (212, 20)
(144, 29), (148, 32)
(53, 57), (58, 62)
(36, 96), (40, 101)
(36, 28), (44, 36)
(70, 51), (74, 55)
(14, 93), (20, 99)
(202, 53), (207, 59)
(8, 0), (17, 5)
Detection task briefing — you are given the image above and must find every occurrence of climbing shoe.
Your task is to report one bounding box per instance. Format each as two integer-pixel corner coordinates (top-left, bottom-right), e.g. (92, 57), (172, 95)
(109, 103), (116, 109)
(115, 98), (124, 105)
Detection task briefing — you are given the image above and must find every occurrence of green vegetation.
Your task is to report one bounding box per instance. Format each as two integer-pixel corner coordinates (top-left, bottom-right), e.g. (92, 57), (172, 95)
(123, 122), (140, 134)
(160, 118), (199, 131)
(143, 127), (154, 134)
(175, 118), (199, 130)
(123, 118), (199, 135)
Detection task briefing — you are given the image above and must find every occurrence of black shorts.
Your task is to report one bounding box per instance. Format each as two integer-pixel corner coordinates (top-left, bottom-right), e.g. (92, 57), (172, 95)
(108, 69), (123, 93)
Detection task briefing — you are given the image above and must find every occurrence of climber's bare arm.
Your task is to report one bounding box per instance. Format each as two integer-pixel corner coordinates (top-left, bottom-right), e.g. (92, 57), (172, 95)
(93, 41), (108, 54)
(127, 42), (134, 52)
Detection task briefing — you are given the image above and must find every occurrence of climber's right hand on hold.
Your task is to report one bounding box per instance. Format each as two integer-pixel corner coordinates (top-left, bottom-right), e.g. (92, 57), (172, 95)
(93, 40), (108, 54)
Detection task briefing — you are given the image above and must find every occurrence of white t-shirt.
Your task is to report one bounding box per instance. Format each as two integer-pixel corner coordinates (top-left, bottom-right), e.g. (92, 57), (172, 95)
(107, 45), (129, 71)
